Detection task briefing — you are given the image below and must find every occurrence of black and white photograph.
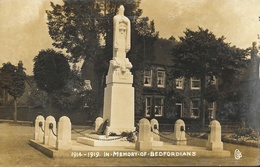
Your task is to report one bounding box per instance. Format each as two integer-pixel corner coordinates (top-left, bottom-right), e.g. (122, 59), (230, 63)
(0, 0), (259, 166)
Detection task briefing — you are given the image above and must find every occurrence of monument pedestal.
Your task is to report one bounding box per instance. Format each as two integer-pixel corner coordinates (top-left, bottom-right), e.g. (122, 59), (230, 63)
(103, 69), (135, 136)
(77, 135), (134, 147)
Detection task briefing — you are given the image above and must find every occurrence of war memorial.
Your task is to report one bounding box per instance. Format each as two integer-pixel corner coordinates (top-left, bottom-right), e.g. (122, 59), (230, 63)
(29, 5), (230, 159)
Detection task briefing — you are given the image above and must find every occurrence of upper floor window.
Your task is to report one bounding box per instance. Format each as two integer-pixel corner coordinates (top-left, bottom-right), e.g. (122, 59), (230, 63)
(176, 77), (184, 89)
(157, 68), (165, 88)
(191, 77), (200, 90)
(190, 100), (200, 118)
(144, 70), (152, 87)
(208, 76), (217, 85)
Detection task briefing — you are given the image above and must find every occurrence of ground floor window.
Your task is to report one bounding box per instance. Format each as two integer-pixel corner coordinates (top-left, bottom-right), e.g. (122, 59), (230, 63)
(145, 97), (152, 117)
(207, 102), (216, 119)
(190, 100), (200, 118)
(145, 96), (164, 117)
(175, 102), (183, 118)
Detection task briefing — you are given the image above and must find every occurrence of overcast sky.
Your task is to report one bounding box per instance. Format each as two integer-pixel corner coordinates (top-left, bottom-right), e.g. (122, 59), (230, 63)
(1, 0), (260, 75)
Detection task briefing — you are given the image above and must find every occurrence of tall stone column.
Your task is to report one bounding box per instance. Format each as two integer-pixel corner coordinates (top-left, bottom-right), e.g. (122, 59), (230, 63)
(103, 5), (135, 135)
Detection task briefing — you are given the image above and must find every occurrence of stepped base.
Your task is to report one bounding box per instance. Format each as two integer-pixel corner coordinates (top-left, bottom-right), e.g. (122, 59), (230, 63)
(29, 139), (231, 158)
(77, 134), (163, 147)
(77, 135), (133, 147)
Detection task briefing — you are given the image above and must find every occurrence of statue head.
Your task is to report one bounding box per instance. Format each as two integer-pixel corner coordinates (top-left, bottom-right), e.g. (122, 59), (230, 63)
(118, 5), (125, 15)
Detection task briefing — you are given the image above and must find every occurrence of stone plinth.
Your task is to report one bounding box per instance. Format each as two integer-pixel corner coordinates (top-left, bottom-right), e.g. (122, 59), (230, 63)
(34, 115), (45, 143)
(44, 116), (57, 147)
(135, 118), (152, 151)
(150, 119), (160, 141)
(56, 116), (72, 150)
(103, 69), (135, 135)
(173, 119), (187, 145)
(206, 120), (223, 151)
(95, 117), (103, 132)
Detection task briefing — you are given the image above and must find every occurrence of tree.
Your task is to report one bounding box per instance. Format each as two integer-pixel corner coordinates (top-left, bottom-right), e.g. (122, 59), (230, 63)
(46, 0), (159, 113)
(0, 61), (26, 122)
(27, 84), (48, 108)
(171, 27), (249, 128)
(33, 49), (70, 113)
(46, 0), (158, 73)
(46, 0), (102, 63)
(46, 0), (158, 62)
(51, 63), (87, 110)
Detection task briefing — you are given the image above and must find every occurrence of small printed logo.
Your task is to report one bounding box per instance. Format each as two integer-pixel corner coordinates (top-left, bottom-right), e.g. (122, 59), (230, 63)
(234, 149), (242, 160)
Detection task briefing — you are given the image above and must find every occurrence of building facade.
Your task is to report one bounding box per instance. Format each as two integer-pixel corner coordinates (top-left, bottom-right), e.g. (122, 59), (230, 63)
(133, 39), (218, 123)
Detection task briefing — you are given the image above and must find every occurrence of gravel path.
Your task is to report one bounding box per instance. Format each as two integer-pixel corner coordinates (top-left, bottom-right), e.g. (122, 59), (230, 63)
(0, 123), (259, 166)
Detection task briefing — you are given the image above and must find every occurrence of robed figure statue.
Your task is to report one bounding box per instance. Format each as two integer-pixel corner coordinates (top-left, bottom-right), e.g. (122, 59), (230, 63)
(110, 5), (132, 73)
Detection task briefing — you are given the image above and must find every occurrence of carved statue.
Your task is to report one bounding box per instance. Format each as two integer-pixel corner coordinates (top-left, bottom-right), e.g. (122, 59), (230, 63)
(110, 5), (132, 73)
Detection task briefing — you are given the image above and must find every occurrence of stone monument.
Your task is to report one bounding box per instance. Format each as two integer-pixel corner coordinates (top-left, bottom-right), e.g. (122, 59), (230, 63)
(150, 119), (160, 141)
(94, 117), (104, 132)
(173, 119), (187, 145)
(206, 120), (223, 151)
(135, 118), (152, 151)
(56, 116), (72, 150)
(44, 116), (57, 146)
(103, 5), (135, 135)
(34, 115), (45, 143)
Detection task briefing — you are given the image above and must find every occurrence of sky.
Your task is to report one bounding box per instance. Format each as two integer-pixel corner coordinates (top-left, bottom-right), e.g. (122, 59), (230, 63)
(0, 0), (260, 75)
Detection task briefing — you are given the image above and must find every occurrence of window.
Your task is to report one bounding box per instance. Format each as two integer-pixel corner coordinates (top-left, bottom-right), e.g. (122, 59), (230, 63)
(191, 100), (200, 118)
(154, 97), (164, 117)
(208, 76), (217, 85)
(145, 96), (164, 117)
(176, 77), (184, 89)
(145, 97), (152, 117)
(157, 68), (165, 88)
(191, 77), (200, 90)
(144, 70), (152, 87)
(176, 102), (183, 118)
(208, 102), (216, 119)
(84, 80), (92, 90)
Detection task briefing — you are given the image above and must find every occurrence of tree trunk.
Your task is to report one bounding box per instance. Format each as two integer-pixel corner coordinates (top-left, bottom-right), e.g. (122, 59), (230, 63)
(13, 98), (17, 123)
(200, 76), (206, 130)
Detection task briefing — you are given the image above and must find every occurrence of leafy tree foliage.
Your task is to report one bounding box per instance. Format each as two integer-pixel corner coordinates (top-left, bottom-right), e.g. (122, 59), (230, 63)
(46, 0), (102, 63)
(0, 62), (26, 122)
(27, 85), (48, 108)
(46, 0), (158, 72)
(171, 27), (249, 127)
(33, 49), (70, 113)
(51, 64), (87, 110)
(33, 49), (70, 93)
(46, 0), (159, 114)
